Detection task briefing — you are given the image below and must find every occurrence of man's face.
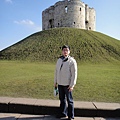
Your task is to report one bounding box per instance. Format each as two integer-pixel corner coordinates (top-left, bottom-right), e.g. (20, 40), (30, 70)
(62, 48), (70, 57)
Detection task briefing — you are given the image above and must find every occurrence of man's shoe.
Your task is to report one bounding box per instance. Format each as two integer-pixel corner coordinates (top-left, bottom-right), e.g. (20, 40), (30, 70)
(56, 114), (67, 118)
(68, 117), (74, 120)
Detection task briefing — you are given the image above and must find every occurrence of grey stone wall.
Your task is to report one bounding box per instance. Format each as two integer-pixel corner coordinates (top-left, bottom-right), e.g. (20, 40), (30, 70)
(42, 0), (96, 31)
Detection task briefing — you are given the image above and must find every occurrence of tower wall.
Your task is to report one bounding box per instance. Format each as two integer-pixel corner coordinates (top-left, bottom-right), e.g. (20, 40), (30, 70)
(88, 8), (96, 30)
(54, 1), (66, 28)
(42, 6), (54, 30)
(66, 0), (85, 29)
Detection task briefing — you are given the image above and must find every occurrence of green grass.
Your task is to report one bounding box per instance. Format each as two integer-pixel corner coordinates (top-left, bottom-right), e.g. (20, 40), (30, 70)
(0, 60), (120, 103)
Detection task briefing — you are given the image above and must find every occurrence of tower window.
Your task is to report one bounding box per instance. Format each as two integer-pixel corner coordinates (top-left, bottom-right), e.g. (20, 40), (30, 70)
(65, 6), (68, 13)
(73, 22), (75, 24)
(85, 21), (88, 24)
(80, 7), (81, 11)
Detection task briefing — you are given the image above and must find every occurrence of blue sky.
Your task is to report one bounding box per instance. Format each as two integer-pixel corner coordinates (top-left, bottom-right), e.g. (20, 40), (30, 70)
(0, 0), (120, 51)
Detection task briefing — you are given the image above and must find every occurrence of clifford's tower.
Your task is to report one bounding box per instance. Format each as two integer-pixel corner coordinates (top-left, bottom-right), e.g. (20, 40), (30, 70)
(42, 0), (96, 31)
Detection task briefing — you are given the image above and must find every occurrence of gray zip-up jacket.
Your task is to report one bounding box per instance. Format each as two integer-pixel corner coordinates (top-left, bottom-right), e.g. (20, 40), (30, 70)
(54, 56), (77, 87)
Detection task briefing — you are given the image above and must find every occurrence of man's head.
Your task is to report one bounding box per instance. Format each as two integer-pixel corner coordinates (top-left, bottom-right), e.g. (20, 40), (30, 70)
(62, 45), (70, 57)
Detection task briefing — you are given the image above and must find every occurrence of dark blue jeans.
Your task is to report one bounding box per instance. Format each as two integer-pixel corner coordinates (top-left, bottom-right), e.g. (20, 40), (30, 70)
(58, 85), (74, 118)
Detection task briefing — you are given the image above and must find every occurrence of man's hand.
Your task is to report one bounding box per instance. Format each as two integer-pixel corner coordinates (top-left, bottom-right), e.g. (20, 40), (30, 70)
(54, 83), (58, 87)
(68, 86), (74, 92)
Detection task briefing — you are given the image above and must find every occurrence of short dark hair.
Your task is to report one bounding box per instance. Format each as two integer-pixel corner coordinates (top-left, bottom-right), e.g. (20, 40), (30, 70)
(62, 45), (70, 50)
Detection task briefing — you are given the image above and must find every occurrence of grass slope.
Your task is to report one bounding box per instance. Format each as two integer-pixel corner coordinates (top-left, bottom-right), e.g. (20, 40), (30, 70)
(0, 28), (120, 62)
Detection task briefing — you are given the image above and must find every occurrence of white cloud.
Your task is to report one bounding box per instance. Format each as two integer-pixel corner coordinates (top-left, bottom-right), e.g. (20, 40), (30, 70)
(14, 19), (35, 26)
(5, 0), (13, 4)
(14, 19), (42, 31)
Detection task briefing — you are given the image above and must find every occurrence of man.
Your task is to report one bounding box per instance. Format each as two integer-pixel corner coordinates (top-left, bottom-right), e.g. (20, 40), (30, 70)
(54, 45), (77, 120)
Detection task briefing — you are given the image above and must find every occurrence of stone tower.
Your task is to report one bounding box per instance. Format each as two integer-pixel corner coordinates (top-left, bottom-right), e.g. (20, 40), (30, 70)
(42, 0), (96, 31)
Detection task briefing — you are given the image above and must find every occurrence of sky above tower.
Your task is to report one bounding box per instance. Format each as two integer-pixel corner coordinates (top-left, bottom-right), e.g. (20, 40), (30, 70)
(0, 0), (120, 50)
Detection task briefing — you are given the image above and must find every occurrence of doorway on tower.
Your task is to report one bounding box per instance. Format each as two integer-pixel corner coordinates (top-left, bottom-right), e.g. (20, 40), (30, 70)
(49, 19), (54, 28)
(85, 20), (89, 30)
(89, 27), (91, 30)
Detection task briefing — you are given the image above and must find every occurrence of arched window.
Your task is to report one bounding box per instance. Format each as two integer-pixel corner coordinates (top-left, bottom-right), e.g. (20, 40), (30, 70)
(65, 6), (68, 13)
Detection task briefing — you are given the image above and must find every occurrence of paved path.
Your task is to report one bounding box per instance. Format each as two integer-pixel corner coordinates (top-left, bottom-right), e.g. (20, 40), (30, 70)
(0, 97), (120, 118)
(0, 113), (120, 120)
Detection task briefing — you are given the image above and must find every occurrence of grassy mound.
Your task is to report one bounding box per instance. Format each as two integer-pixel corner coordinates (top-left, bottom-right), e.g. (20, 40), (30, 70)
(0, 28), (120, 62)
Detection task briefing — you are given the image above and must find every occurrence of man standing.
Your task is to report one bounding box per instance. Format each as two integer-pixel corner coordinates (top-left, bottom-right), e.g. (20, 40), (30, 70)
(54, 45), (77, 120)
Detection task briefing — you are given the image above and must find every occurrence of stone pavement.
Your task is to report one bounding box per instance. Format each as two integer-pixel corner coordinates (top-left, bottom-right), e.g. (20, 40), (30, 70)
(0, 97), (120, 118)
(0, 113), (120, 120)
